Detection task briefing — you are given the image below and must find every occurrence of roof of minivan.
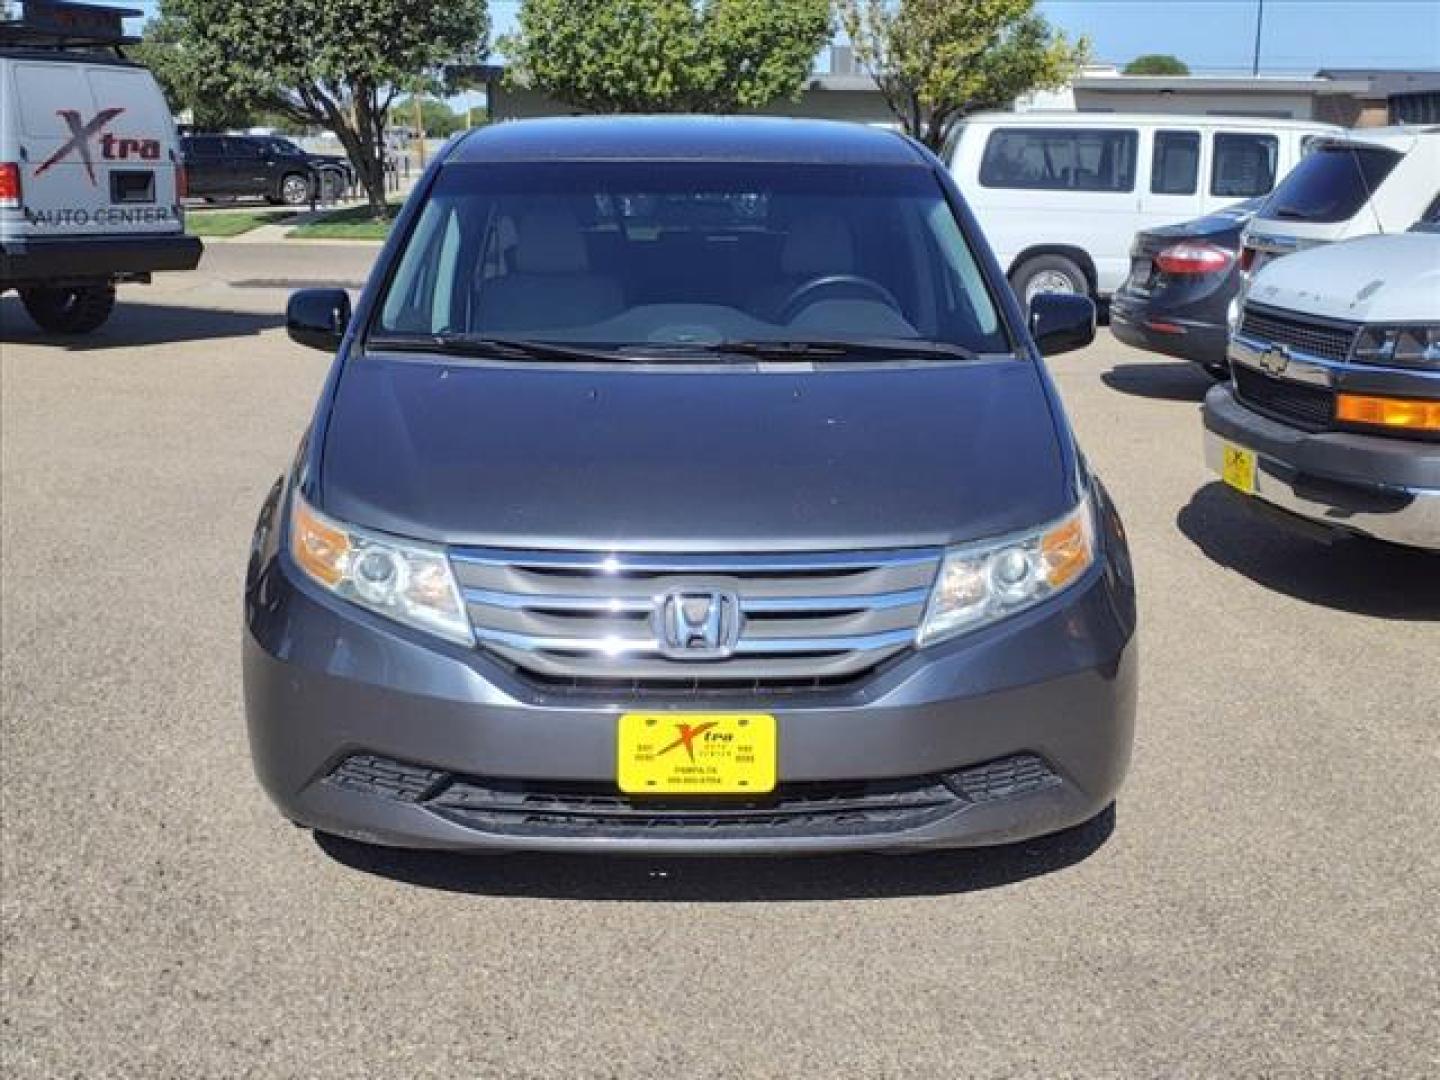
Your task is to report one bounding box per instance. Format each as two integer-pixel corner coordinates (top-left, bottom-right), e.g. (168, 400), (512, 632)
(961, 111), (1338, 131)
(446, 116), (926, 166)
(1312, 124), (1438, 149)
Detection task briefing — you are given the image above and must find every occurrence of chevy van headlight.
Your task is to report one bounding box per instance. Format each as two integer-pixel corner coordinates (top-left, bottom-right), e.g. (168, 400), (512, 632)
(1351, 325), (1440, 370)
(289, 491), (472, 645)
(918, 497), (1096, 646)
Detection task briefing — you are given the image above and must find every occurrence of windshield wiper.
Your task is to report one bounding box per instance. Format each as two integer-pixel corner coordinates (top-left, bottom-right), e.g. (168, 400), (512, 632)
(689, 338), (983, 362)
(366, 332), (632, 364)
(1270, 206), (1313, 221)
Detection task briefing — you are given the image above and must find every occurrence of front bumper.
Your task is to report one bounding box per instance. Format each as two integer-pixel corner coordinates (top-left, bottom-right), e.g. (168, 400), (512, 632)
(1202, 383), (1440, 550)
(0, 232), (202, 286)
(244, 489), (1138, 855)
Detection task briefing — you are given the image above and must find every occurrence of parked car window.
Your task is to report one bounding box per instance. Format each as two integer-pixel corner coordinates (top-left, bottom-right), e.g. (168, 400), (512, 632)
(1413, 191), (1440, 233)
(1211, 133), (1279, 198)
(979, 128), (1138, 192)
(376, 162), (1008, 354)
(1151, 130), (1200, 195)
(184, 136), (222, 158)
(224, 138), (265, 159)
(1262, 143), (1403, 223)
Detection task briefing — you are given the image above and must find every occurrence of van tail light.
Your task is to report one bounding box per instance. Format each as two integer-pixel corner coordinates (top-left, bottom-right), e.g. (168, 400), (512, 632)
(0, 163), (21, 208)
(1239, 246), (1257, 273)
(175, 164), (188, 199)
(1155, 242), (1233, 276)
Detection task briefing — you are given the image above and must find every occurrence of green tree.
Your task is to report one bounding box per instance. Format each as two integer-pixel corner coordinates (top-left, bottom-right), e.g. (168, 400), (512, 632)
(149, 0), (489, 213)
(842, 0), (1088, 151)
(502, 0), (833, 114)
(1124, 54), (1190, 76)
(134, 12), (256, 131)
(390, 96), (468, 139)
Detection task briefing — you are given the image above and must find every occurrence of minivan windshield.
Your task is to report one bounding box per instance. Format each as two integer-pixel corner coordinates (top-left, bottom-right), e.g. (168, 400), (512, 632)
(1261, 143), (1402, 224)
(372, 162), (1009, 357)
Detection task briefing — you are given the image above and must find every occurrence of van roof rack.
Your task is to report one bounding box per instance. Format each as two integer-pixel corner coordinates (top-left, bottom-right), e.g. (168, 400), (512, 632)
(0, 1), (142, 51)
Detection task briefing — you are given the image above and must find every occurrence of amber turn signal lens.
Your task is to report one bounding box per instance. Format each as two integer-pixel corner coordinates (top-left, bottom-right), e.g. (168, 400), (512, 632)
(1336, 394), (1440, 433)
(291, 495), (349, 584)
(1041, 514), (1092, 588)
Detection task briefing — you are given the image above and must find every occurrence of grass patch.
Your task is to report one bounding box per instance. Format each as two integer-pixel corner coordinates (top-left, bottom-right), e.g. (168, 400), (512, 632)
(186, 209), (295, 237)
(288, 203), (400, 241)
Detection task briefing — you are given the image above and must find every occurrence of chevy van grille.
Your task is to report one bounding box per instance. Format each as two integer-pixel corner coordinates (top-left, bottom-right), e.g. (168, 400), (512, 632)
(1238, 304), (1357, 363)
(449, 547), (942, 687)
(1232, 365), (1335, 431)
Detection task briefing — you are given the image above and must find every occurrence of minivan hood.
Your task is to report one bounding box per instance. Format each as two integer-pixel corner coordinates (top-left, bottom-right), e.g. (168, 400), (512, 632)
(1247, 231), (1440, 324)
(318, 355), (1072, 551)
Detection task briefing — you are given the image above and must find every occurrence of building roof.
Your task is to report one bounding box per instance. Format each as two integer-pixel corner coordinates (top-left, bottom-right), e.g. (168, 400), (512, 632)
(1073, 74), (1371, 96)
(446, 115), (925, 165)
(1316, 68), (1440, 98)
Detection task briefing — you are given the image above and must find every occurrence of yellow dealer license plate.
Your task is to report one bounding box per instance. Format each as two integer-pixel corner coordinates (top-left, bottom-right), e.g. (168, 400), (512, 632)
(1222, 443), (1257, 495)
(617, 713), (776, 795)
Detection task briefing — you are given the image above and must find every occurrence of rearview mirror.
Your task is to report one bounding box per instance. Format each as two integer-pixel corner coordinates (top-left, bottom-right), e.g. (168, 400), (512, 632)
(1028, 293), (1096, 357)
(286, 288), (351, 352)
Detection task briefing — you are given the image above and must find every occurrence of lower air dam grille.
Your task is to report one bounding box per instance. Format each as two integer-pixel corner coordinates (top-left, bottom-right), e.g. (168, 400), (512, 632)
(325, 753), (1061, 838)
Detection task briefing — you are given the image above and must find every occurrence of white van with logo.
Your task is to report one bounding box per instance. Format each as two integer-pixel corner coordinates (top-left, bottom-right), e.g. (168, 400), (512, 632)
(1, 5), (200, 333)
(945, 112), (1338, 304)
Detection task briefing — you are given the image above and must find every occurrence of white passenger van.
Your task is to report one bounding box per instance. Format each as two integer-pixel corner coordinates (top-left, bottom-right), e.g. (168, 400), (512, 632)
(945, 112), (1338, 304)
(1, 3), (200, 333)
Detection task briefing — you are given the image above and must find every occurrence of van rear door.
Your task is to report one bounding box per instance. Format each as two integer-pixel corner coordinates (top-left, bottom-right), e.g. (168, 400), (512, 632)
(13, 60), (181, 239)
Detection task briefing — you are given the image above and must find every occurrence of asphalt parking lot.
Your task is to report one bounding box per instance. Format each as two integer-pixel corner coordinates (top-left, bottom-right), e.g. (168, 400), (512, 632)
(3, 243), (1437, 1078)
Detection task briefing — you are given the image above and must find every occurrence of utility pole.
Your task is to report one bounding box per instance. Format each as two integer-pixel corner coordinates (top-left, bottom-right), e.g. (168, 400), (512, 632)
(1251, 0), (1265, 76)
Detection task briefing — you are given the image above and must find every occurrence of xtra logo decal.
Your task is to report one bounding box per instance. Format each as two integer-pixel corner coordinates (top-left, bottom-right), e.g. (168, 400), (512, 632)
(654, 722), (718, 762)
(33, 109), (164, 185)
(35, 108), (125, 183)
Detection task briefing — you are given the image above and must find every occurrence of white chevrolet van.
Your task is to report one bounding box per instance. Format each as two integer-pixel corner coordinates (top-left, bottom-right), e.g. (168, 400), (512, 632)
(1, 5), (200, 333)
(946, 112), (1337, 304)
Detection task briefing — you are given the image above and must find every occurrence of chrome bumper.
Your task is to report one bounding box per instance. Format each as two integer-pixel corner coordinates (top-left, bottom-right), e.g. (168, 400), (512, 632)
(1202, 390), (1440, 551)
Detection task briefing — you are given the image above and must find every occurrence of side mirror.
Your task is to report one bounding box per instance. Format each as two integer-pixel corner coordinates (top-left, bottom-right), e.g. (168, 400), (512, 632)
(1029, 293), (1096, 357)
(286, 288), (351, 352)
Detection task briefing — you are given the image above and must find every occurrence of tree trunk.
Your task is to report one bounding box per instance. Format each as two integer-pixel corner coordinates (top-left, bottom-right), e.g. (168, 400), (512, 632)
(314, 89), (390, 216)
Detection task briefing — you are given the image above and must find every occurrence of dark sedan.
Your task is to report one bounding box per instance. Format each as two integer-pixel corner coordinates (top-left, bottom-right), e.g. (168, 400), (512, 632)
(1110, 198), (1263, 378)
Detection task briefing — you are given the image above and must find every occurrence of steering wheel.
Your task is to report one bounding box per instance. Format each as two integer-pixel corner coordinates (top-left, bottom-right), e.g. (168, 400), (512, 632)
(777, 274), (903, 324)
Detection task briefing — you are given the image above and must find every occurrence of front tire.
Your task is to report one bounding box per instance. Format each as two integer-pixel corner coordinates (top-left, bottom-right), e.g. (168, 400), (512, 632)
(19, 284), (117, 334)
(277, 172), (312, 206)
(1011, 254), (1089, 307)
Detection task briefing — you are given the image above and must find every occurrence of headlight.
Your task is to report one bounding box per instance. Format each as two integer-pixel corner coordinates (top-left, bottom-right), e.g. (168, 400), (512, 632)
(1351, 325), (1440, 370)
(289, 491), (472, 646)
(918, 496), (1096, 647)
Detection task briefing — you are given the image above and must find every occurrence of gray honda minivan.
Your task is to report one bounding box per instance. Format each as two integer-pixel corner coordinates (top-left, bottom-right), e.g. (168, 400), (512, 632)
(244, 117), (1137, 854)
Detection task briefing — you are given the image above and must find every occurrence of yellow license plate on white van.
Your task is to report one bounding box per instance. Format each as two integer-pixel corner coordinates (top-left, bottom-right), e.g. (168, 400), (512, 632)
(617, 713), (776, 795)
(1221, 443), (1257, 495)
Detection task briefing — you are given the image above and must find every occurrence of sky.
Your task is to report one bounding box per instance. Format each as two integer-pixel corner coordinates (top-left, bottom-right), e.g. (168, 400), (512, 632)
(123, 0), (1440, 78)
(1041, 0), (1440, 73)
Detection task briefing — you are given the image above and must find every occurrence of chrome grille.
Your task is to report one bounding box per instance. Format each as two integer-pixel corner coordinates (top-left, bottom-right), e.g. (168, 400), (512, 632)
(1238, 304), (1357, 362)
(449, 547), (942, 687)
